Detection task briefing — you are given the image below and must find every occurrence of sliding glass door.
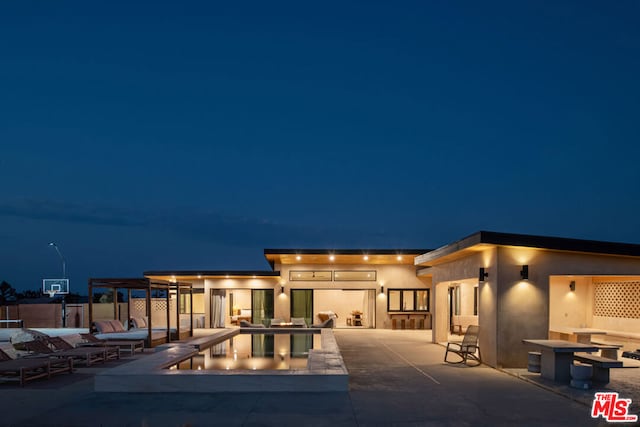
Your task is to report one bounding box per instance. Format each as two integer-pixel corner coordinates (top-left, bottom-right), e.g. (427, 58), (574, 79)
(251, 289), (274, 326)
(290, 289), (313, 327)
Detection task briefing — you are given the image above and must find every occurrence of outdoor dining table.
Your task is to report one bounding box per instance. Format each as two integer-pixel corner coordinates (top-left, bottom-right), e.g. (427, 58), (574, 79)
(549, 327), (607, 344)
(522, 339), (599, 382)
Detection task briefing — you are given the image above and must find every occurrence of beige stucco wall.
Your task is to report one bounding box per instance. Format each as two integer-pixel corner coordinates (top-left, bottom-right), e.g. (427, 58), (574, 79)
(427, 246), (640, 368)
(276, 262), (430, 329)
(549, 275), (592, 329)
(498, 248), (640, 368)
(427, 248), (497, 365)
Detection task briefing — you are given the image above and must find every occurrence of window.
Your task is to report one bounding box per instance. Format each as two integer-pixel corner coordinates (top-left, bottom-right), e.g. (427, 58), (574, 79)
(387, 289), (430, 312)
(334, 270), (376, 281)
(474, 286), (478, 316)
(289, 270), (332, 281)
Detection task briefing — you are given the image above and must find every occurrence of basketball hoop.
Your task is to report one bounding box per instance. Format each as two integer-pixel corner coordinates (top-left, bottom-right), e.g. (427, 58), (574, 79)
(46, 290), (58, 298)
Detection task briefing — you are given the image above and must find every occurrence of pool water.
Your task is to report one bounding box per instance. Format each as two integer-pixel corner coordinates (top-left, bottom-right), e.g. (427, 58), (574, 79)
(172, 333), (322, 371)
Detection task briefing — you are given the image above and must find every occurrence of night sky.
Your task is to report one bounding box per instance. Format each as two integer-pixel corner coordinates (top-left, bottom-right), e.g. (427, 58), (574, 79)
(1, 1), (639, 293)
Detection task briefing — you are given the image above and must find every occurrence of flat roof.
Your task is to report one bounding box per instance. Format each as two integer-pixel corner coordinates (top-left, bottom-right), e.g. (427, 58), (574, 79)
(144, 270), (281, 280)
(264, 248), (431, 266)
(415, 230), (640, 266)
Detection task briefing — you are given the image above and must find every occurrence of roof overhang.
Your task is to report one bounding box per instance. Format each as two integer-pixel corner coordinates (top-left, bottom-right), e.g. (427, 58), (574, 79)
(144, 271), (281, 282)
(264, 249), (431, 266)
(415, 231), (640, 267)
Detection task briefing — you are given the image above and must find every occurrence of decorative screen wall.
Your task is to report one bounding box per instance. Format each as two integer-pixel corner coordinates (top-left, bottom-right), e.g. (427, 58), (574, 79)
(593, 280), (640, 318)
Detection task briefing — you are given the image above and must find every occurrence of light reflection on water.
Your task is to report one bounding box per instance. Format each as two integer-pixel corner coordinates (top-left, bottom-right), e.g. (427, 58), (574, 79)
(173, 333), (322, 371)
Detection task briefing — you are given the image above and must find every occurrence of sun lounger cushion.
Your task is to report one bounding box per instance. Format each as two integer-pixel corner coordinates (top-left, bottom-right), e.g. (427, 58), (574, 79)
(131, 317), (148, 328)
(108, 320), (126, 332)
(94, 320), (115, 334)
(0, 342), (19, 359)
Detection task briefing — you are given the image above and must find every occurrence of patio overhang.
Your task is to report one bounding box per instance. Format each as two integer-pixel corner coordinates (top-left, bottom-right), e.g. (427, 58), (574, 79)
(144, 270), (281, 282)
(415, 230), (640, 267)
(264, 249), (431, 267)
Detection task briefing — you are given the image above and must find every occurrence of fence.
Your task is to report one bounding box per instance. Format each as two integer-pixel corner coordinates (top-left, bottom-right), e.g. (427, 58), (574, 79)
(0, 304), (89, 329)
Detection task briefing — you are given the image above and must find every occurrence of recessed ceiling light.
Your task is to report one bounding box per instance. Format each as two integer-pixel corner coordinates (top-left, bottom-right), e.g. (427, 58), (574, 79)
(363, 255), (369, 261)
(197, 275), (202, 279)
(225, 275), (230, 279)
(296, 255), (301, 261)
(252, 275), (256, 279)
(397, 256), (402, 261)
(329, 255), (335, 261)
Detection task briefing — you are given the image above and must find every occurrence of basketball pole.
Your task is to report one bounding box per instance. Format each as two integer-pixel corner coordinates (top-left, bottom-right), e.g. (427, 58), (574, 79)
(48, 242), (67, 328)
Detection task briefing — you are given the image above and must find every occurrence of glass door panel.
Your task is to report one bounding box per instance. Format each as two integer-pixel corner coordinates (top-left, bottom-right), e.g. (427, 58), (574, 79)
(251, 289), (274, 327)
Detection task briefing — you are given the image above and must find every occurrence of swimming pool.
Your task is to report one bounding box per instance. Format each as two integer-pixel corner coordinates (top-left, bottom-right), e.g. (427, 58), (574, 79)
(95, 328), (348, 392)
(170, 332), (323, 371)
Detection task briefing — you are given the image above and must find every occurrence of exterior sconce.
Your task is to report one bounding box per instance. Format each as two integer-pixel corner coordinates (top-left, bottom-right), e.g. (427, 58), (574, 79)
(281, 286), (285, 294)
(380, 285), (384, 294)
(569, 281), (576, 292)
(479, 268), (488, 282)
(520, 265), (529, 280)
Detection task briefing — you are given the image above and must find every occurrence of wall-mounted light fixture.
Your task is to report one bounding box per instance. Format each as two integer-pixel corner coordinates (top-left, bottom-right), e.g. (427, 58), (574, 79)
(520, 265), (529, 280)
(569, 281), (576, 292)
(281, 286), (285, 294)
(380, 285), (384, 294)
(479, 267), (488, 282)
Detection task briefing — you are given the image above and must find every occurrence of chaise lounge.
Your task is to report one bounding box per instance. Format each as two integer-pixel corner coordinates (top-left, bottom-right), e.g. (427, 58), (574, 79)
(0, 347), (73, 386)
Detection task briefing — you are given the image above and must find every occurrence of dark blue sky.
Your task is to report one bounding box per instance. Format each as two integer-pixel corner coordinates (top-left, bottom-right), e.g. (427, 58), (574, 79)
(1, 1), (639, 292)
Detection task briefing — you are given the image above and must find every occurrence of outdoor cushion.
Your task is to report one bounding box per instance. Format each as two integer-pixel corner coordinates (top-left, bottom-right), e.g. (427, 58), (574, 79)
(109, 320), (125, 332)
(94, 320), (115, 334)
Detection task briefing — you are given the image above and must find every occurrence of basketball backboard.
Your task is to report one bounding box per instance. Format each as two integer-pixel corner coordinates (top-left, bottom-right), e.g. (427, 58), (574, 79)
(42, 278), (69, 296)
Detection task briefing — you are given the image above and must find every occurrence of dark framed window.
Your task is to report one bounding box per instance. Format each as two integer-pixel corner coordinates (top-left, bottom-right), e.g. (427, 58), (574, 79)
(333, 270), (377, 281)
(473, 286), (478, 316)
(289, 270), (332, 281)
(387, 289), (430, 312)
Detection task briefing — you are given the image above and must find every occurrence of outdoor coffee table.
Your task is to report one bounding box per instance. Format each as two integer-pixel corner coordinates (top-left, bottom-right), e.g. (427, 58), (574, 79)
(523, 339), (599, 382)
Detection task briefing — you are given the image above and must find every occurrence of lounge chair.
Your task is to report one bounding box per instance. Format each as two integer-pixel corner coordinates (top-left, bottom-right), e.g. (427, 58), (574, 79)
(80, 333), (144, 356)
(291, 317), (307, 327)
(444, 324), (481, 366)
(22, 338), (107, 367)
(49, 336), (120, 361)
(0, 348), (72, 386)
(239, 320), (266, 328)
(269, 318), (285, 327)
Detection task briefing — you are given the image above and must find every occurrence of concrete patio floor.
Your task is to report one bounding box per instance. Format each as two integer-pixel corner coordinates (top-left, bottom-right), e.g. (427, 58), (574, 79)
(1, 329), (635, 426)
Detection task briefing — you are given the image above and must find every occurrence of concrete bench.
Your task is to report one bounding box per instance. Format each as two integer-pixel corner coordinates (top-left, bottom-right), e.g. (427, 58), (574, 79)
(592, 344), (622, 360)
(573, 353), (623, 384)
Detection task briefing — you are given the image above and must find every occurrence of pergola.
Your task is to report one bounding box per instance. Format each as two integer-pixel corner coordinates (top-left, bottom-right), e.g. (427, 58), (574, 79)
(88, 278), (193, 347)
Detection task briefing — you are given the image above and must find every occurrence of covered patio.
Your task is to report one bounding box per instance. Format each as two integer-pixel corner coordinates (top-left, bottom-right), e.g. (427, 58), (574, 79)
(88, 278), (194, 347)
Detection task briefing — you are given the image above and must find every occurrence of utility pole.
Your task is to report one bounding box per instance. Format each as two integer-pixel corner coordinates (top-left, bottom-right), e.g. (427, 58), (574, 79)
(48, 242), (67, 327)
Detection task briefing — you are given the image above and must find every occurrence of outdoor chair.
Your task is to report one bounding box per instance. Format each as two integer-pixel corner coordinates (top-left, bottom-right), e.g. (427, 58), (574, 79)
(444, 324), (481, 366)
(49, 336), (120, 361)
(22, 338), (107, 367)
(269, 318), (285, 326)
(0, 348), (73, 386)
(239, 320), (265, 328)
(291, 317), (307, 327)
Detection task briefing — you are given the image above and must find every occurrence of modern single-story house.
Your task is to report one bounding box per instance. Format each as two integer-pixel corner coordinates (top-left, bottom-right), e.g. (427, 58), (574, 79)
(140, 230), (640, 369)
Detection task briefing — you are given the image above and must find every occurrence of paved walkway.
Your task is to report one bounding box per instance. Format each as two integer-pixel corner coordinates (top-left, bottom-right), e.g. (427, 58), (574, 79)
(0, 329), (618, 426)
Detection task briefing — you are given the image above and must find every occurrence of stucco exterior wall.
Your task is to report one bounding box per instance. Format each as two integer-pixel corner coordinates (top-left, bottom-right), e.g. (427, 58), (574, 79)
(497, 247), (640, 368)
(427, 248), (498, 365)
(427, 246), (640, 368)
(276, 262), (430, 329)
